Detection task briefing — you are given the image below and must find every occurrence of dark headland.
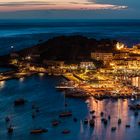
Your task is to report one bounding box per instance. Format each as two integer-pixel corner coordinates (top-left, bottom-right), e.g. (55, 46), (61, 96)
(0, 35), (117, 64)
(0, 35), (139, 100)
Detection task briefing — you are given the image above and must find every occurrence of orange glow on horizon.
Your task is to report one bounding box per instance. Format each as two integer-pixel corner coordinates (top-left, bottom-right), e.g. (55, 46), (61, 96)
(0, 0), (128, 12)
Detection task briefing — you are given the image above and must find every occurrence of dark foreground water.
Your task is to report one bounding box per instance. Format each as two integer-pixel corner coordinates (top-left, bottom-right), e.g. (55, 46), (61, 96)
(1, 19), (140, 55)
(0, 74), (140, 140)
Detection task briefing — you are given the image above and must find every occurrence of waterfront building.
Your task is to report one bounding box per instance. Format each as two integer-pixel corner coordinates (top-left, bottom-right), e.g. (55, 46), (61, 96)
(111, 58), (140, 69)
(10, 53), (19, 58)
(114, 52), (129, 59)
(132, 44), (140, 54)
(91, 52), (113, 65)
(43, 60), (65, 67)
(80, 61), (95, 69)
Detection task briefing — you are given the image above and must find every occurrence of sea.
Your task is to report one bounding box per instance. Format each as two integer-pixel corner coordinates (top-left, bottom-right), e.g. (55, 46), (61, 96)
(0, 19), (140, 140)
(0, 19), (140, 55)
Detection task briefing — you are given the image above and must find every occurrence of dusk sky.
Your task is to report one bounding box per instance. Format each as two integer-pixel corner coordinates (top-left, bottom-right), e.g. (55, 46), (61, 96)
(0, 0), (140, 19)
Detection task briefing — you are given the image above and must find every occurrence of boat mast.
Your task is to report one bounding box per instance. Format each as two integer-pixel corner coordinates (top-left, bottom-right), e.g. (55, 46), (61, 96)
(64, 91), (66, 112)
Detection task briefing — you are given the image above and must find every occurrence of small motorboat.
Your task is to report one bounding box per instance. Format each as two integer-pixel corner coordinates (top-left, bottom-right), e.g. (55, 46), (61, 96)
(89, 119), (95, 127)
(30, 129), (48, 134)
(52, 120), (60, 126)
(100, 112), (104, 117)
(7, 125), (13, 134)
(5, 116), (10, 123)
(101, 118), (107, 125)
(118, 118), (121, 125)
(62, 129), (70, 134)
(73, 118), (78, 122)
(129, 104), (140, 110)
(111, 127), (116, 132)
(103, 119), (108, 125)
(35, 108), (40, 113)
(101, 118), (105, 122)
(90, 110), (95, 114)
(32, 112), (36, 119)
(126, 124), (130, 128)
(84, 119), (88, 124)
(59, 111), (72, 118)
(59, 92), (72, 118)
(14, 98), (26, 106)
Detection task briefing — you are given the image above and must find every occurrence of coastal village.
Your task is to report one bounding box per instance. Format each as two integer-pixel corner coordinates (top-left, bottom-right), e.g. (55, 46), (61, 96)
(0, 36), (140, 135)
(0, 39), (139, 100)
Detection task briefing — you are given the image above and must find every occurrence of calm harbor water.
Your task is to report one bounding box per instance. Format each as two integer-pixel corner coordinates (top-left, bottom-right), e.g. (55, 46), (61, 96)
(0, 74), (140, 140)
(0, 68), (12, 73)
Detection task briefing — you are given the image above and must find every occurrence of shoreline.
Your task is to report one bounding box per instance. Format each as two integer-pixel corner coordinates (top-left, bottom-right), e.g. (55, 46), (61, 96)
(0, 35), (139, 101)
(0, 66), (139, 101)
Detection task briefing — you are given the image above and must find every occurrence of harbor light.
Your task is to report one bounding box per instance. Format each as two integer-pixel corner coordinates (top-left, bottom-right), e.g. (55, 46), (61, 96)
(39, 73), (44, 77)
(19, 77), (24, 82)
(11, 46), (14, 49)
(110, 63), (115, 66)
(116, 42), (125, 50)
(25, 56), (31, 60)
(27, 56), (31, 60)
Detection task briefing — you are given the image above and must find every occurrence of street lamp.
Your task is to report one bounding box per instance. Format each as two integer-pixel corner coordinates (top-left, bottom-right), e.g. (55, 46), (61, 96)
(10, 46), (14, 53)
(11, 46), (14, 49)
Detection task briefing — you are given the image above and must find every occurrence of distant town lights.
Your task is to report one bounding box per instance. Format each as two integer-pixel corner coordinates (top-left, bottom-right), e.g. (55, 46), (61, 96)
(11, 46), (14, 49)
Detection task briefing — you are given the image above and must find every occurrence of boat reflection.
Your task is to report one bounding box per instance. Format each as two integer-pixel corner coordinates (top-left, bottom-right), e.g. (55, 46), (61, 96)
(132, 77), (140, 89)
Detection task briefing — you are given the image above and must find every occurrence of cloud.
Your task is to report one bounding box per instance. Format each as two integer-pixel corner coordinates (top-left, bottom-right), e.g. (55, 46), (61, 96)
(0, 0), (128, 12)
(0, 1), (56, 6)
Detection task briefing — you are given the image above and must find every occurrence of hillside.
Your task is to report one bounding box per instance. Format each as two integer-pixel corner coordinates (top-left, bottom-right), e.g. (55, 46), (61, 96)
(17, 35), (117, 61)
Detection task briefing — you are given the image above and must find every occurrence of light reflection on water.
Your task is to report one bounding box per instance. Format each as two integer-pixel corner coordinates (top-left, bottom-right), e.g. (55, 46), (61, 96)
(0, 75), (140, 140)
(132, 77), (140, 89)
(19, 77), (24, 82)
(0, 81), (5, 89)
(85, 96), (140, 140)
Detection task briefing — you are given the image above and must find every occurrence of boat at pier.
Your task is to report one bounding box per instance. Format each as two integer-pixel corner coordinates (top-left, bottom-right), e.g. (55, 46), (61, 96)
(14, 98), (26, 106)
(55, 82), (76, 91)
(59, 91), (72, 117)
(59, 111), (72, 117)
(7, 125), (14, 134)
(30, 129), (48, 134)
(52, 120), (60, 126)
(62, 129), (70, 134)
(118, 118), (122, 124)
(89, 119), (95, 127)
(84, 119), (88, 124)
(111, 127), (116, 132)
(126, 124), (130, 128)
(129, 104), (140, 110)
(65, 89), (90, 99)
(5, 116), (10, 122)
